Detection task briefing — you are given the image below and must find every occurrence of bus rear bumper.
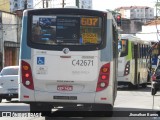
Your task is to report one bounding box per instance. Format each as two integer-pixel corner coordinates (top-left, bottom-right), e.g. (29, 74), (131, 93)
(19, 85), (114, 106)
(117, 75), (132, 85)
(33, 86), (113, 105)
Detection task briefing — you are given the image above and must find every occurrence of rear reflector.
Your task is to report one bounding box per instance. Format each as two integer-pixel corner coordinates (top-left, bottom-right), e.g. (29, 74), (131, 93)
(101, 97), (107, 100)
(24, 95), (29, 98)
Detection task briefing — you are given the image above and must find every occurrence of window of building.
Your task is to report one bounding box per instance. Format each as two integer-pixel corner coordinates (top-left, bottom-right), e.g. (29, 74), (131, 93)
(14, 3), (18, 8)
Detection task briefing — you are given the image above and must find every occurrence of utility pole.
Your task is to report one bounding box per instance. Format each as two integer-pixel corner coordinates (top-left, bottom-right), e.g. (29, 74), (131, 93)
(62, 0), (65, 8)
(155, 0), (160, 18)
(24, 0), (27, 9)
(46, 0), (48, 8)
(76, 0), (79, 8)
(43, 0), (44, 8)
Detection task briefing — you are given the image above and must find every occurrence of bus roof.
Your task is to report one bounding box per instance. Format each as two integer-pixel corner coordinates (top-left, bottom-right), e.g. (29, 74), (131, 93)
(120, 34), (151, 45)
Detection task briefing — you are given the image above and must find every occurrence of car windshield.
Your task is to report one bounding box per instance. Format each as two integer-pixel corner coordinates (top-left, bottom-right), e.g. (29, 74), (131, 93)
(1, 67), (19, 75)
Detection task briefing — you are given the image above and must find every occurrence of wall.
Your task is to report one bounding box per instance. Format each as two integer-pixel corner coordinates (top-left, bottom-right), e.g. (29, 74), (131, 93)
(1, 12), (19, 67)
(2, 12), (17, 42)
(0, 0), (10, 12)
(136, 24), (160, 42)
(120, 19), (143, 34)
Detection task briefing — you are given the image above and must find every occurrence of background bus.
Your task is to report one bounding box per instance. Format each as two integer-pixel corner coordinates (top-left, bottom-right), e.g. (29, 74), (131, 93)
(118, 34), (151, 88)
(19, 8), (119, 116)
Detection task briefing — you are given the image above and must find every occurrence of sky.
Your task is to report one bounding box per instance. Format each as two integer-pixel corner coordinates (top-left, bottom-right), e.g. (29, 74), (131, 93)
(92, 0), (156, 11)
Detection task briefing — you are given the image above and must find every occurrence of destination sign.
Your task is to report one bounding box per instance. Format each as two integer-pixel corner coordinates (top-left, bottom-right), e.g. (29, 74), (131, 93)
(81, 17), (99, 27)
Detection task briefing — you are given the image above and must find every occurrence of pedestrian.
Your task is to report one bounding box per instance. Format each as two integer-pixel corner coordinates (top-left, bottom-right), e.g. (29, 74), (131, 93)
(32, 22), (42, 42)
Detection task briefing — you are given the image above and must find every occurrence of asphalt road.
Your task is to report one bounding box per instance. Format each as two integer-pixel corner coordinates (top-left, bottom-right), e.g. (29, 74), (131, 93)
(0, 85), (160, 120)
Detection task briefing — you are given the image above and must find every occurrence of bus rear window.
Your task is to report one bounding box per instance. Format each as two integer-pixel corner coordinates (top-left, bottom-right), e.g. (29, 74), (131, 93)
(31, 15), (102, 45)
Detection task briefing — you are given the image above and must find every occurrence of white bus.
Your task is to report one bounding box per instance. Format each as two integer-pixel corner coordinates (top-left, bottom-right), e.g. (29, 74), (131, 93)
(118, 34), (151, 88)
(19, 8), (118, 117)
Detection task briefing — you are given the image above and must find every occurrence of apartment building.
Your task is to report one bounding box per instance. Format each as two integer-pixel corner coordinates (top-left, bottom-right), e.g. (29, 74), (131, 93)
(0, 0), (10, 12)
(115, 6), (154, 23)
(10, 0), (92, 12)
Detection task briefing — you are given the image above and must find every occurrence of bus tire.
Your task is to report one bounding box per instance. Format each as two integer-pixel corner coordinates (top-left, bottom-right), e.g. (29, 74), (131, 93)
(134, 73), (140, 89)
(30, 103), (51, 116)
(30, 103), (40, 112)
(128, 83), (135, 89)
(6, 98), (12, 101)
(92, 104), (113, 117)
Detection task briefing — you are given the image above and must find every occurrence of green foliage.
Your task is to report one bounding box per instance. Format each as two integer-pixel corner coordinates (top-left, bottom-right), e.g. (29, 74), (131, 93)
(155, 2), (160, 7)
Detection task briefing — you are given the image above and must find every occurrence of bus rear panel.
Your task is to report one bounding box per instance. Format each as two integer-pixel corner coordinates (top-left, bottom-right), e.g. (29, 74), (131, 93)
(19, 8), (118, 116)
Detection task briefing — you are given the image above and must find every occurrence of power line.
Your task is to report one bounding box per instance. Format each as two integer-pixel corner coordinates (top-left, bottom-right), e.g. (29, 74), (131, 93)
(34, 0), (43, 8)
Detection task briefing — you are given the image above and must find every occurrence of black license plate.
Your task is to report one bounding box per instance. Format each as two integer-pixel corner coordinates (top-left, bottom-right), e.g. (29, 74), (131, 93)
(53, 96), (77, 100)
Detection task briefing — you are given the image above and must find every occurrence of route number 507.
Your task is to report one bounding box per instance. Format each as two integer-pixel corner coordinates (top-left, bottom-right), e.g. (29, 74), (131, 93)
(81, 18), (98, 26)
(72, 60), (93, 66)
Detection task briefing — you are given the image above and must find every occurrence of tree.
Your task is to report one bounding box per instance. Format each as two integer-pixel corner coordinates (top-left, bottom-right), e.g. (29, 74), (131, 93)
(155, 0), (160, 18)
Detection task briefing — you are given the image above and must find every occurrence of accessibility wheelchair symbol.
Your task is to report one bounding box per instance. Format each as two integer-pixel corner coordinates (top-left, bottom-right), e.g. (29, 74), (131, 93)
(37, 57), (45, 65)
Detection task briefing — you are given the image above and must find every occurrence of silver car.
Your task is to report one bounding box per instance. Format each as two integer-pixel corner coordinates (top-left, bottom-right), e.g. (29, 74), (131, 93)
(0, 66), (19, 102)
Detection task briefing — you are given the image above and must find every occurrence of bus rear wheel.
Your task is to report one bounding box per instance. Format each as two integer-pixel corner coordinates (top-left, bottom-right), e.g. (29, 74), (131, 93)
(92, 104), (113, 117)
(30, 103), (52, 116)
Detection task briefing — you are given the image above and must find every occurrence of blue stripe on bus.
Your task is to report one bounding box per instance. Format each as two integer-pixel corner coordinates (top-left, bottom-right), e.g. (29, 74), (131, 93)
(20, 16), (31, 59)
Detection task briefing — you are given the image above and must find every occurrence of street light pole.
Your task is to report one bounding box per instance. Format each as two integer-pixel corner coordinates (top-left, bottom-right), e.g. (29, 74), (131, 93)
(46, 0), (48, 8)
(62, 0), (65, 8)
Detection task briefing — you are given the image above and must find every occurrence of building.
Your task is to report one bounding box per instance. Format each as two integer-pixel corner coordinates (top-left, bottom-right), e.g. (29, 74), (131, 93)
(0, 0), (10, 12)
(10, 0), (33, 12)
(0, 11), (20, 69)
(136, 20), (160, 42)
(120, 18), (143, 34)
(51, 0), (92, 9)
(10, 0), (92, 12)
(115, 6), (154, 23)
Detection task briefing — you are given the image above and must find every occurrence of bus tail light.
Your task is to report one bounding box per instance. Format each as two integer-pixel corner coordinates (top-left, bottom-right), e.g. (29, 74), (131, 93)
(21, 60), (34, 90)
(124, 61), (130, 76)
(96, 63), (110, 92)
